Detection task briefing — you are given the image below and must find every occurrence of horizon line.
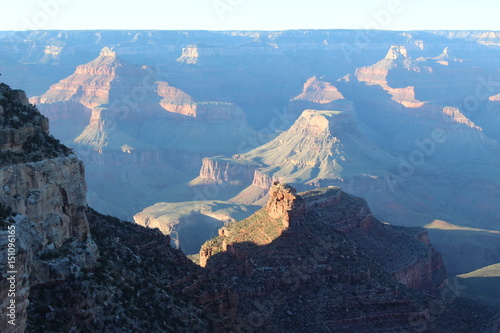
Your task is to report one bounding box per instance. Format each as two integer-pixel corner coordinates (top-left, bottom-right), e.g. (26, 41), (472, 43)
(1, 28), (500, 33)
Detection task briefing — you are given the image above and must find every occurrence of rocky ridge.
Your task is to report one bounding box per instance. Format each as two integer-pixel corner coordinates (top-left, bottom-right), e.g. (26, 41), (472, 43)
(198, 183), (497, 332)
(201, 183), (447, 294)
(26, 209), (238, 333)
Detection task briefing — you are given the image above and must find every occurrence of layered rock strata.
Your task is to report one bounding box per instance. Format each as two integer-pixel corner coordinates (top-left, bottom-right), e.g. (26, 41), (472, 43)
(0, 83), (98, 332)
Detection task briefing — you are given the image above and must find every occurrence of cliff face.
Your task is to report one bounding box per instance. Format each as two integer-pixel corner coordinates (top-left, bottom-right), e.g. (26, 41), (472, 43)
(199, 157), (258, 185)
(0, 83), (98, 332)
(158, 81), (248, 122)
(30, 47), (122, 109)
(200, 183), (448, 331)
(0, 157), (90, 247)
(0, 215), (34, 333)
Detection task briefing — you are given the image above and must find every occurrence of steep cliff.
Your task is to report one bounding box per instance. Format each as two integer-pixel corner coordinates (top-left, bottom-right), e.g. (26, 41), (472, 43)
(157, 81), (248, 122)
(197, 157), (259, 185)
(0, 83), (98, 332)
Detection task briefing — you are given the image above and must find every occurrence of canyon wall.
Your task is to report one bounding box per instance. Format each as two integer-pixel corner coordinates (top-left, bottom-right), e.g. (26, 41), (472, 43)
(0, 84), (98, 332)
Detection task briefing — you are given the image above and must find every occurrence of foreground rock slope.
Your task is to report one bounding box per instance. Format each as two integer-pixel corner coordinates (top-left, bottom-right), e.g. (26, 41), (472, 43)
(200, 182), (498, 332)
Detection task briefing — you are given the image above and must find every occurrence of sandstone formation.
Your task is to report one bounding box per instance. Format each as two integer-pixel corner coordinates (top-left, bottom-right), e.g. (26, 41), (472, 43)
(30, 47), (134, 109)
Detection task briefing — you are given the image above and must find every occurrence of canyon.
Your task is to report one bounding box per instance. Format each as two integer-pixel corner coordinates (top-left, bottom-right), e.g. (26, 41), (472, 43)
(1, 29), (500, 330)
(1, 85), (498, 330)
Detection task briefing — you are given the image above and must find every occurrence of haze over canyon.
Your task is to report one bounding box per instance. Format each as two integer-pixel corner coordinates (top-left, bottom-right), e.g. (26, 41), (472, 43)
(1, 29), (500, 332)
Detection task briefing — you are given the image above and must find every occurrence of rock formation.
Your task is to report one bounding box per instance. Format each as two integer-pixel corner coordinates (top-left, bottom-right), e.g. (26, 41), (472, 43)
(290, 76), (346, 104)
(356, 45), (429, 107)
(30, 47), (126, 109)
(286, 76), (354, 118)
(199, 183), (454, 331)
(0, 83), (98, 333)
(197, 157), (259, 185)
(197, 108), (401, 205)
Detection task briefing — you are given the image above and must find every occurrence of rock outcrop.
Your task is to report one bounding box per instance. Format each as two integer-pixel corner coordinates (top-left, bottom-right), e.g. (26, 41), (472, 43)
(291, 76), (346, 104)
(0, 83), (98, 333)
(265, 182), (305, 228)
(199, 183), (448, 331)
(198, 157), (259, 185)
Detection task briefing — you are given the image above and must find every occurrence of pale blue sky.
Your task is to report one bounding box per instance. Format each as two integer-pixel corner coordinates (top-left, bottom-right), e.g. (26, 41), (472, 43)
(1, 0), (499, 31)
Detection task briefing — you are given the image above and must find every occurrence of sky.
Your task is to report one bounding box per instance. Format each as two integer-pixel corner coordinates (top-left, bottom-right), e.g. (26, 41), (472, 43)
(1, 0), (500, 31)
